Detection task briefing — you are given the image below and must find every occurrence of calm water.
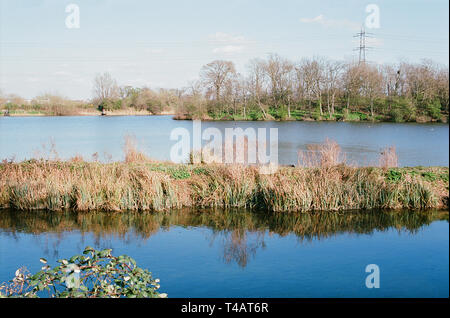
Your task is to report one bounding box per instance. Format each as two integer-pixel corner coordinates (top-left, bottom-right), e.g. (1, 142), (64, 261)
(1, 116), (448, 297)
(0, 116), (448, 166)
(0, 209), (448, 298)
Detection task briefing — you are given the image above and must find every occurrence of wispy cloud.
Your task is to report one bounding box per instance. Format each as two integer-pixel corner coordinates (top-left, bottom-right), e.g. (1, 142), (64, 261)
(212, 45), (244, 54)
(209, 32), (247, 43)
(210, 32), (250, 55)
(300, 14), (361, 31)
(300, 15), (325, 24)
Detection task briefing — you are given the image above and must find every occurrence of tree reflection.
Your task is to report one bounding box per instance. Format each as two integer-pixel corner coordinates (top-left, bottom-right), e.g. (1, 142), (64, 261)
(0, 208), (447, 267)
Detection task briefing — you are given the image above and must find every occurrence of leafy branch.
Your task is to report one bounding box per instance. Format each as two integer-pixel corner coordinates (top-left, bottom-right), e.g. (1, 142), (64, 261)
(0, 246), (167, 298)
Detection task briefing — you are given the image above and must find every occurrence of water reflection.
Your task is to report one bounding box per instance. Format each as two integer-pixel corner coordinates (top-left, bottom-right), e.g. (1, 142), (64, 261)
(0, 209), (447, 267)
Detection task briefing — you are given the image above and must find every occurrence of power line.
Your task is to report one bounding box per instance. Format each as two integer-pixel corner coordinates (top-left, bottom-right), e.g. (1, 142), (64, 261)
(353, 27), (374, 64)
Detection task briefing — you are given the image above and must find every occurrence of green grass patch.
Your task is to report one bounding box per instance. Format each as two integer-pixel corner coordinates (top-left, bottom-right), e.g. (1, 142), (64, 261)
(386, 169), (403, 182)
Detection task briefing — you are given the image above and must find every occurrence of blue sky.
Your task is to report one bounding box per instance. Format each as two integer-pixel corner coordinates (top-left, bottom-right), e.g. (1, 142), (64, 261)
(0, 0), (448, 100)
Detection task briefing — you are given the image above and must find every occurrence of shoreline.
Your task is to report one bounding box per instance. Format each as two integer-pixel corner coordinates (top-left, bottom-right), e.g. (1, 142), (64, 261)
(172, 117), (448, 124)
(0, 109), (449, 124)
(172, 112), (449, 124)
(2, 110), (177, 117)
(2, 111), (447, 123)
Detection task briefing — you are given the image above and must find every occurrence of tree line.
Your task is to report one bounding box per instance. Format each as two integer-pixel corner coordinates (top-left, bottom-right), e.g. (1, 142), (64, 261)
(92, 55), (449, 122)
(1, 54), (448, 122)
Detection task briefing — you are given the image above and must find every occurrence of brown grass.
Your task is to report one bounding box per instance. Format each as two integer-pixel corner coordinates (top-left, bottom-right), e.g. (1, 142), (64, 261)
(379, 146), (399, 168)
(123, 135), (154, 163)
(298, 139), (346, 168)
(0, 139), (447, 213)
(0, 161), (447, 213)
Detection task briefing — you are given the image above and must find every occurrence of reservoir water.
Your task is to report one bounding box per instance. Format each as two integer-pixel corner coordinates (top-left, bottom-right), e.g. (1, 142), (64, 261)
(0, 116), (448, 166)
(0, 116), (448, 298)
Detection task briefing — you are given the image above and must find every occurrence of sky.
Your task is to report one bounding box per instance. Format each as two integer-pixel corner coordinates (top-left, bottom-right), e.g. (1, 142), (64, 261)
(0, 0), (448, 100)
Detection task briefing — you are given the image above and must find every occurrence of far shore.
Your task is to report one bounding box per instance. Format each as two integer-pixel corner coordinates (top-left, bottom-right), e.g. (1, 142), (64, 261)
(2, 109), (177, 117)
(2, 110), (448, 123)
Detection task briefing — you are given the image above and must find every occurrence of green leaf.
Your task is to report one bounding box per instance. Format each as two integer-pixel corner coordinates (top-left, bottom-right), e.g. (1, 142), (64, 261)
(83, 246), (94, 254)
(2, 246), (165, 298)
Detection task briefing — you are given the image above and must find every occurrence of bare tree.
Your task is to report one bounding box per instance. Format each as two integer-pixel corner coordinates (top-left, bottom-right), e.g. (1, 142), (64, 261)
(227, 72), (244, 116)
(92, 72), (119, 103)
(200, 60), (236, 102)
(263, 54), (294, 108)
(247, 58), (268, 118)
(381, 64), (402, 113)
(186, 80), (204, 97)
(342, 62), (363, 112)
(360, 64), (383, 117)
(301, 57), (325, 115)
(324, 60), (344, 116)
(293, 64), (306, 108)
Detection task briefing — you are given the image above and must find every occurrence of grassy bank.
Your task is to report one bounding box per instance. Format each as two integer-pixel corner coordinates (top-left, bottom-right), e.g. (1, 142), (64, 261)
(174, 108), (449, 123)
(2, 104), (447, 123)
(0, 160), (447, 213)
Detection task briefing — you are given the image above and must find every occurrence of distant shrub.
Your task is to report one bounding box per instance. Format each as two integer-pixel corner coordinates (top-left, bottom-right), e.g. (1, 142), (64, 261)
(352, 111), (368, 121)
(268, 106), (288, 120)
(425, 99), (442, 120)
(389, 97), (416, 122)
(98, 99), (122, 111)
(343, 111), (361, 121)
(248, 109), (264, 121)
(311, 112), (321, 121)
(390, 108), (405, 122)
(4, 103), (19, 111)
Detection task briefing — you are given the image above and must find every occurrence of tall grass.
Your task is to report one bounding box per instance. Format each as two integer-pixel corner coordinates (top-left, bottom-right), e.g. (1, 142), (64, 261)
(0, 139), (447, 213)
(123, 134), (153, 163)
(297, 139), (346, 168)
(379, 146), (399, 168)
(0, 162), (447, 213)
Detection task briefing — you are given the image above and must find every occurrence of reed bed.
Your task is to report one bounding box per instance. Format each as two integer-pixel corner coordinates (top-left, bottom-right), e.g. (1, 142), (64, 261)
(0, 138), (447, 212)
(0, 158), (447, 212)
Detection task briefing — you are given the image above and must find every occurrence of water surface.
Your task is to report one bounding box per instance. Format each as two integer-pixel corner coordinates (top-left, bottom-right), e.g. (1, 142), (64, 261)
(0, 209), (448, 298)
(0, 116), (448, 166)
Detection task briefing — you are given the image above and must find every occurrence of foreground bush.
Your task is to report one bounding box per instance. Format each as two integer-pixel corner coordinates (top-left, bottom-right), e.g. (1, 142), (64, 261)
(0, 247), (166, 298)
